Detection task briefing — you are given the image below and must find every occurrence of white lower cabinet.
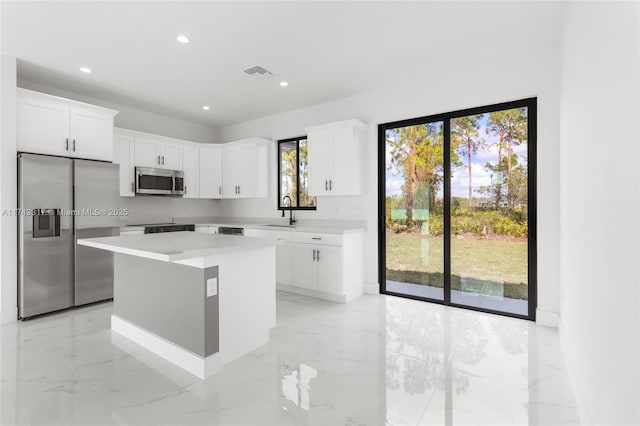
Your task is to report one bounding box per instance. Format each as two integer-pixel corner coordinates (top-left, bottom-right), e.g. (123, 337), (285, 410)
(245, 229), (292, 286)
(315, 245), (343, 295)
(293, 245), (316, 290)
(246, 228), (364, 303)
(293, 243), (343, 295)
(276, 243), (292, 286)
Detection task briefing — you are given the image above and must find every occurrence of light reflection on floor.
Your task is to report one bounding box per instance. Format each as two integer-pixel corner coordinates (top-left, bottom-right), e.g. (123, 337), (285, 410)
(0, 292), (579, 425)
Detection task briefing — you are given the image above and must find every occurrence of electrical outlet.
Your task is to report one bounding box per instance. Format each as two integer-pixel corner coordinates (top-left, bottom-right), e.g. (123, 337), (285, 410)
(206, 277), (218, 297)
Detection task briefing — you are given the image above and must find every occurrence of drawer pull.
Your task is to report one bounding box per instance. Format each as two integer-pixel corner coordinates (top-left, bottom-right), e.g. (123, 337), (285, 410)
(312, 237), (322, 240)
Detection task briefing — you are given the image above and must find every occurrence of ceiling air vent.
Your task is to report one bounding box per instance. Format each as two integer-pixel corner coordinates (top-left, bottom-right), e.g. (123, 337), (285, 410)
(244, 65), (272, 76)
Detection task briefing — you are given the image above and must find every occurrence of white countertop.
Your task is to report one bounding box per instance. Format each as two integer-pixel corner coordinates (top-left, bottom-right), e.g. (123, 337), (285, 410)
(78, 231), (276, 263)
(121, 218), (366, 234)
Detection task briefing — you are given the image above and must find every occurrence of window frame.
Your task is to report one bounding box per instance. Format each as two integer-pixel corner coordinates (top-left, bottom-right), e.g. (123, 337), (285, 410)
(277, 136), (317, 211)
(378, 97), (537, 321)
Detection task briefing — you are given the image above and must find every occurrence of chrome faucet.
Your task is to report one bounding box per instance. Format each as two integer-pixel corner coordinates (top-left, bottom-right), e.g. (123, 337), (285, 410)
(282, 195), (296, 226)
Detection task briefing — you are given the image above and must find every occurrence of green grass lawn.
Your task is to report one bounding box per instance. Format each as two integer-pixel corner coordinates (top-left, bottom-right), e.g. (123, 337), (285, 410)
(386, 233), (529, 300)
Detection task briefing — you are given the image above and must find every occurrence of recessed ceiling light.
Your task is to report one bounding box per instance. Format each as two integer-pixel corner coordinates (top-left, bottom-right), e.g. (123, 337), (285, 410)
(202, 105), (210, 111)
(177, 35), (190, 44)
(80, 67), (92, 74)
(280, 81), (288, 87)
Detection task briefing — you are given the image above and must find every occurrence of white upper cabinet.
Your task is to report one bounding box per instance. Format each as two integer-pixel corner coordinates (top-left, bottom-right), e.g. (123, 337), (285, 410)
(113, 131), (135, 197)
(182, 144), (200, 198)
(134, 136), (183, 170)
(306, 119), (367, 196)
(17, 89), (118, 161)
(70, 106), (116, 161)
(134, 136), (162, 168)
(199, 144), (222, 199)
(17, 92), (70, 157)
(161, 141), (183, 170)
(222, 138), (270, 199)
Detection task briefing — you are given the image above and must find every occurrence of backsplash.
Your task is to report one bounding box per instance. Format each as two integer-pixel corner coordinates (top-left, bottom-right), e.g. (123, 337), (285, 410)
(118, 196), (221, 225)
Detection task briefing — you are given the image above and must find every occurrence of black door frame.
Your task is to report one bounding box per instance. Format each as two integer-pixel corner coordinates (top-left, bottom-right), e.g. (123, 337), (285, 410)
(378, 98), (537, 321)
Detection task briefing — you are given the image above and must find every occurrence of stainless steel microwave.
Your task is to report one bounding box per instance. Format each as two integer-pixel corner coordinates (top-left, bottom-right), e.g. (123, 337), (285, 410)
(135, 167), (184, 196)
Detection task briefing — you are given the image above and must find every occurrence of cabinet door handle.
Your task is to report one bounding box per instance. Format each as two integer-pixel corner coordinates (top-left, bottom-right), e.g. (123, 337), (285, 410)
(238, 185), (240, 195)
(185, 185), (187, 195)
(316, 249), (320, 261)
(219, 186), (221, 195)
(131, 182), (134, 192)
(325, 180), (328, 191)
(329, 180), (332, 191)
(72, 139), (76, 152)
(312, 249), (317, 261)
(157, 155), (161, 165)
(162, 156), (165, 165)
(65, 138), (69, 151)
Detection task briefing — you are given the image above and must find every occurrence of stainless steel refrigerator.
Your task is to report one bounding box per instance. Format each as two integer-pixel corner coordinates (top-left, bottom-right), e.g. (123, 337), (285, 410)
(18, 153), (120, 319)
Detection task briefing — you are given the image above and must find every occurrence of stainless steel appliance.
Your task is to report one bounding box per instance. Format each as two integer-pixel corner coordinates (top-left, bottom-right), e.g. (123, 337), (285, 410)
(18, 153), (120, 319)
(218, 227), (244, 236)
(135, 167), (184, 196)
(144, 223), (195, 234)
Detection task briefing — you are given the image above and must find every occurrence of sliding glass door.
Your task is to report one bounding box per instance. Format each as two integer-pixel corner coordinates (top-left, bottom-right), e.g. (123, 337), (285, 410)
(379, 99), (536, 319)
(384, 120), (445, 301)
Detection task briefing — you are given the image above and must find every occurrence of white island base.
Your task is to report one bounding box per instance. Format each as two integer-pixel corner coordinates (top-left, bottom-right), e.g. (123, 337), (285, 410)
(78, 232), (276, 379)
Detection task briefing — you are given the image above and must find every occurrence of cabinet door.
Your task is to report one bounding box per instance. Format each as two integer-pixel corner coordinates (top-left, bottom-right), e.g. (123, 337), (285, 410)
(182, 145), (199, 198)
(236, 144), (256, 198)
(276, 242), (292, 286)
(222, 147), (240, 198)
(134, 137), (161, 167)
(328, 126), (356, 196)
(113, 133), (135, 197)
(307, 130), (331, 196)
(161, 142), (183, 170)
(293, 245), (317, 290)
(69, 107), (114, 161)
(199, 145), (223, 199)
(316, 245), (344, 295)
(17, 95), (70, 157)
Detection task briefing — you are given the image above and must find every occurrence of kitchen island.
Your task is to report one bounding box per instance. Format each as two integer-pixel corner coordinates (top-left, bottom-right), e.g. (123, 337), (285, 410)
(78, 231), (276, 379)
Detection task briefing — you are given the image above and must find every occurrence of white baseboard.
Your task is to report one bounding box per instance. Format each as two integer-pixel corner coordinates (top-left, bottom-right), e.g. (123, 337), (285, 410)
(111, 315), (221, 379)
(536, 308), (559, 327)
(1, 307), (18, 324)
(276, 283), (347, 303)
(365, 282), (379, 295)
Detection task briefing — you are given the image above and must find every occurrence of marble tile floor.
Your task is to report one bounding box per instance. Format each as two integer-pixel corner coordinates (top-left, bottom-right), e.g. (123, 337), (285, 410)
(0, 292), (580, 426)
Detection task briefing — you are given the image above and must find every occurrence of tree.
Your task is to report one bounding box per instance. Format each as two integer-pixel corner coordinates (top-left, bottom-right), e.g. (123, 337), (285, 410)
(280, 144), (297, 204)
(387, 123), (449, 222)
(452, 115), (484, 209)
(485, 108), (527, 209)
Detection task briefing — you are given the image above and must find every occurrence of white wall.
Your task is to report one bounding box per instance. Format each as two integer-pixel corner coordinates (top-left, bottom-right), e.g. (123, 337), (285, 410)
(0, 8), (19, 322)
(0, 54), (18, 322)
(559, 2), (639, 425)
(220, 45), (562, 317)
(17, 79), (220, 143)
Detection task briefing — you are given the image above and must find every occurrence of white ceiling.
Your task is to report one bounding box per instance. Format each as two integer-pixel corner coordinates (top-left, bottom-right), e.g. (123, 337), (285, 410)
(1, 1), (566, 128)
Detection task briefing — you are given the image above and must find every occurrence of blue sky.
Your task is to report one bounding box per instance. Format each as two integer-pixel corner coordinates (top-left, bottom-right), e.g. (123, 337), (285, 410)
(385, 113), (528, 199)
